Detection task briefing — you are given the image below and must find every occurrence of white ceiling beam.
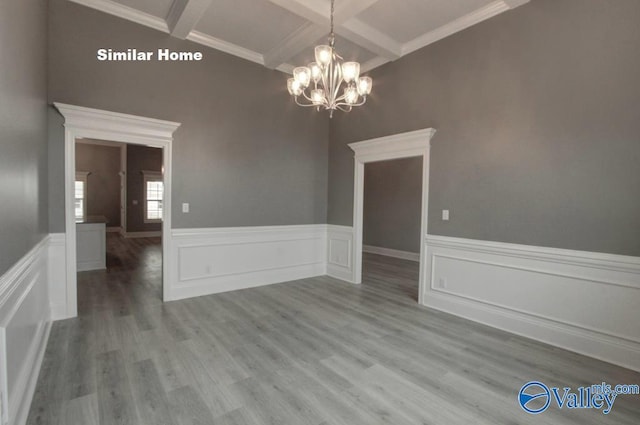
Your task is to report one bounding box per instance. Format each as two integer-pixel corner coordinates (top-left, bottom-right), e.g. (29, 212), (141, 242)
(268, 0), (329, 25)
(336, 18), (401, 60)
(166, 0), (213, 39)
(503, 0), (530, 8)
(401, 0), (530, 56)
(265, 0), (385, 69)
(186, 31), (264, 65)
(263, 22), (328, 69)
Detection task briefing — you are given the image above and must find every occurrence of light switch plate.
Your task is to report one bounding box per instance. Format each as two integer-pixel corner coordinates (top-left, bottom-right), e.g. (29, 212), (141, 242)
(182, 203), (189, 213)
(442, 209), (449, 221)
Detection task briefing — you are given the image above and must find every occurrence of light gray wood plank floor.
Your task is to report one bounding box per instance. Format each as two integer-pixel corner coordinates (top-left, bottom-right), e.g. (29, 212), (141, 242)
(27, 235), (640, 424)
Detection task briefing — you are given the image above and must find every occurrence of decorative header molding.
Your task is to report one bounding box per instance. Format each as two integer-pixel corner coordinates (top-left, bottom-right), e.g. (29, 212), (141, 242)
(54, 103), (181, 144)
(349, 128), (436, 162)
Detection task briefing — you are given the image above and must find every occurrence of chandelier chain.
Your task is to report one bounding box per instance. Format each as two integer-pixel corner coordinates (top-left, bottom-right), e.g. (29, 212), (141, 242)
(329, 0), (335, 46)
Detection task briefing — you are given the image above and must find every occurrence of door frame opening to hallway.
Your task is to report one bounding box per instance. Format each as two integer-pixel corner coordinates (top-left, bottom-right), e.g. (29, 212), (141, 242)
(349, 128), (436, 303)
(55, 103), (180, 318)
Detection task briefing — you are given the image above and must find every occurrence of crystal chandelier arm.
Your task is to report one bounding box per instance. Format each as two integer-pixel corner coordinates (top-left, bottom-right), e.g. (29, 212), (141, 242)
(294, 96), (318, 107)
(334, 95), (367, 108)
(294, 88), (329, 108)
(336, 104), (353, 112)
(295, 90), (318, 107)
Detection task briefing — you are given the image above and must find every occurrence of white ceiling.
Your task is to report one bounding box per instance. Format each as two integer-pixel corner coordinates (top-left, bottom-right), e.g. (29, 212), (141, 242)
(68, 0), (529, 73)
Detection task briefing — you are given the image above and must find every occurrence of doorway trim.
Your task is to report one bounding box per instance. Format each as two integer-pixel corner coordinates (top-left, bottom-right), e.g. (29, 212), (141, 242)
(54, 103), (180, 318)
(348, 128), (436, 303)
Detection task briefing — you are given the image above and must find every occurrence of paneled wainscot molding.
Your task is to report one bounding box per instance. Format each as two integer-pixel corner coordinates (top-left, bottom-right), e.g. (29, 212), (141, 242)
(0, 235), (61, 425)
(423, 235), (640, 371)
(167, 225), (328, 301)
(327, 225), (355, 282)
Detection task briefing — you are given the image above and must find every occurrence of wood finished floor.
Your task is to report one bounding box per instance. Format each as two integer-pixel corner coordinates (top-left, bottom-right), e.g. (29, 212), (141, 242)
(27, 235), (640, 424)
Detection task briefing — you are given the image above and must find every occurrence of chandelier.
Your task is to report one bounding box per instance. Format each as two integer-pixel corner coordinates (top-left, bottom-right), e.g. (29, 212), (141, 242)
(286, 0), (372, 118)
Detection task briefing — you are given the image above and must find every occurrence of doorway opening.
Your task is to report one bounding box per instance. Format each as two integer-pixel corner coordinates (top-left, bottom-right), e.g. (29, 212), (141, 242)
(56, 103), (180, 319)
(362, 157), (422, 302)
(74, 139), (164, 313)
(348, 128), (436, 305)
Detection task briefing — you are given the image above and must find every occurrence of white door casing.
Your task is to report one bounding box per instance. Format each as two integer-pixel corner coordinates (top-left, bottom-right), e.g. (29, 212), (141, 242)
(348, 128), (436, 303)
(54, 103), (180, 318)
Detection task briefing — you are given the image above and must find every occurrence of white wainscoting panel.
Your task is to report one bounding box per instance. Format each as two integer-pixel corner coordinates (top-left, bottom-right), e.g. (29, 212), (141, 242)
(327, 225), (355, 282)
(76, 223), (106, 271)
(0, 236), (53, 425)
(48, 234), (68, 321)
(168, 225), (327, 301)
(424, 235), (640, 371)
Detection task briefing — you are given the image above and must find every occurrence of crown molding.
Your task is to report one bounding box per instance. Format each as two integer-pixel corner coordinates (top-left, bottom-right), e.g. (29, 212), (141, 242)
(67, 0), (169, 33)
(360, 56), (390, 73)
(68, 0), (530, 74)
(186, 31), (265, 65)
(276, 63), (295, 74)
(401, 0), (529, 56)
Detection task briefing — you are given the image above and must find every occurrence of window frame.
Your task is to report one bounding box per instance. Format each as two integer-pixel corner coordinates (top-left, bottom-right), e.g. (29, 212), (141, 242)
(142, 170), (163, 223)
(75, 171), (89, 221)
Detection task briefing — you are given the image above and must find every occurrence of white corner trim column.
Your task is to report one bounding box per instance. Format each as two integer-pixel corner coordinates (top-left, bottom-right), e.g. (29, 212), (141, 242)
(54, 103), (180, 317)
(348, 128), (436, 298)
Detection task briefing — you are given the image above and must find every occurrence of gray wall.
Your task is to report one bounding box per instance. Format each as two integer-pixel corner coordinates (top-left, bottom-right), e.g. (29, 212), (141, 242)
(48, 0), (329, 230)
(126, 145), (163, 233)
(76, 143), (122, 228)
(363, 158), (422, 253)
(0, 0), (49, 275)
(328, 0), (640, 256)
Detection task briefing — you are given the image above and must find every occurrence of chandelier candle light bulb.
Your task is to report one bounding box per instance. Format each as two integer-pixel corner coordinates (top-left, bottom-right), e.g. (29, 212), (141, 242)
(286, 0), (372, 117)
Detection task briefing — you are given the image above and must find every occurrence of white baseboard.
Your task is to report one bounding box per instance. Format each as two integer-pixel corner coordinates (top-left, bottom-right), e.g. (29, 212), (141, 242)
(363, 244), (419, 262)
(167, 225), (327, 301)
(10, 321), (51, 425)
(123, 231), (162, 238)
(327, 225), (355, 283)
(0, 236), (53, 425)
(424, 235), (640, 372)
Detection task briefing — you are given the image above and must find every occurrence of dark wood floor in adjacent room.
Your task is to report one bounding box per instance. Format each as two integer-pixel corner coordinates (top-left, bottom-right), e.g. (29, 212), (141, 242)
(27, 234), (640, 424)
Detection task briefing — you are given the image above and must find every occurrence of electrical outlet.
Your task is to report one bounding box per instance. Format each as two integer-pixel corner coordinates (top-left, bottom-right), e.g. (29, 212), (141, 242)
(438, 277), (447, 289)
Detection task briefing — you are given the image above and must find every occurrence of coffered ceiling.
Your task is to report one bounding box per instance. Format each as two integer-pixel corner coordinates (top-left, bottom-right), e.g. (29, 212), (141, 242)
(68, 0), (529, 73)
